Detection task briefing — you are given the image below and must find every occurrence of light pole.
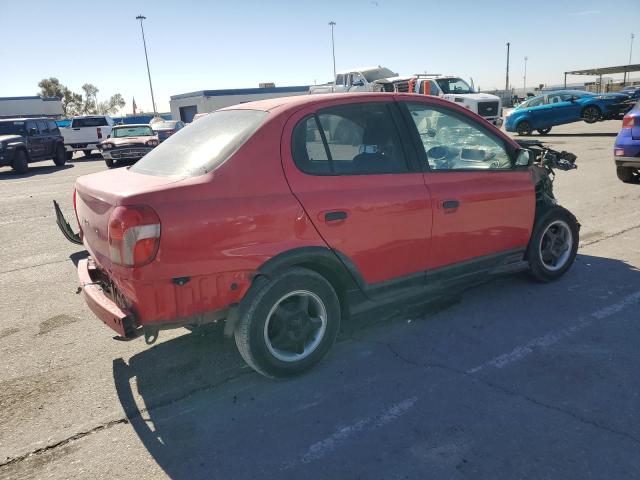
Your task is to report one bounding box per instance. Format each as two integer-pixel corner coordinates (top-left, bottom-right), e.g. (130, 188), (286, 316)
(136, 14), (157, 116)
(629, 33), (635, 65)
(505, 42), (510, 92)
(329, 21), (336, 93)
(523, 56), (528, 93)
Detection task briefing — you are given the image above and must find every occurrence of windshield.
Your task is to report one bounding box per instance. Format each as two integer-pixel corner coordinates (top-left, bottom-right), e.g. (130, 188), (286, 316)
(130, 109), (268, 177)
(361, 68), (397, 82)
(112, 126), (154, 137)
(436, 78), (473, 94)
(0, 121), (26, 136)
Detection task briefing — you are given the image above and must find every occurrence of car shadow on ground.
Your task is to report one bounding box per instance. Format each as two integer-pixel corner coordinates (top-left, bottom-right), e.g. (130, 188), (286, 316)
(112, 253), (640, 479)
(0, 164), (73, 178)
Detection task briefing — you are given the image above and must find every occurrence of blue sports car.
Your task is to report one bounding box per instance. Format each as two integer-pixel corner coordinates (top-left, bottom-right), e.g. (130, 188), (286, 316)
(614, 100), (640, 183)
(505, 90), (632, 135)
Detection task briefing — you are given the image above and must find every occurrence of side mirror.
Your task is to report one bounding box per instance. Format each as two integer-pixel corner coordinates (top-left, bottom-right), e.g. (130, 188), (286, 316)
(516, 149), (533, 167)
(351, 80), (365, 87)
(29, 128), (38, 135)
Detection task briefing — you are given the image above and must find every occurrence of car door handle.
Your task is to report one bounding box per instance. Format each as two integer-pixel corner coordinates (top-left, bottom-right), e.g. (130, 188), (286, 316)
(324, 210), (348, 222)
(442, 200), (460, 209)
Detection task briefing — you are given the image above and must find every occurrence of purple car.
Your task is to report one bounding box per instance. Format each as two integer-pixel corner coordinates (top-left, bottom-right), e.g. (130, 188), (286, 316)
(614, 100), (640, 183)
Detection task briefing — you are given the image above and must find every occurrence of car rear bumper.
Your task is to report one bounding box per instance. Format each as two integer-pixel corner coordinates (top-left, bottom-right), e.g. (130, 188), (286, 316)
(78, 258), (139, 338)
(615, 156), (640, 168)
(65, 143), (100, 152)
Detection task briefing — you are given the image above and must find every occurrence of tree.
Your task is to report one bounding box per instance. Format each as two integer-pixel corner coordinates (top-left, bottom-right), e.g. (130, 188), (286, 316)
(38, 78), (125, 117)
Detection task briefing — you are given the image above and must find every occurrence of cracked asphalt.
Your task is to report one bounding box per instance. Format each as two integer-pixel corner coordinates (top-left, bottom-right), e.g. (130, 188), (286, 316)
(1, 120), (639, 479)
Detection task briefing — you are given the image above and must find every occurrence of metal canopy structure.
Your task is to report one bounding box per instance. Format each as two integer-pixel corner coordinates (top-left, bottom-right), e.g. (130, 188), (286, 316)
(564, 63), (640, 91)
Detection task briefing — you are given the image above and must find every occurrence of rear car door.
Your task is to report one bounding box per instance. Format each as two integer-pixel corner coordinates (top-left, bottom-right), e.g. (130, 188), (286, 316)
(400, 100), (535, 272)
(37, 120), (53, 156)
(25, 120), (44, 159)
(282, 98), (433, 288)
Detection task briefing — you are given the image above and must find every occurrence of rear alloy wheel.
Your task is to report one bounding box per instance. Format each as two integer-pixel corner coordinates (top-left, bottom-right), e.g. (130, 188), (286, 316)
(616, 166), (640, 183)
(537, 127), (552, 135)
(234, 267), (340, 378)
(83, 149), (93, 158)
(527, 207), (579, 282)
(53, 144), (66, 166)
(516, 120), (533, 136)
(12, 149), (29, 174)
(582, 105), (601, 124)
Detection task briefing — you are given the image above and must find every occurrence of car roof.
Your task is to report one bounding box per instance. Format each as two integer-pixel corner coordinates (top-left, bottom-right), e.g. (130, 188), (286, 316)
(112, 124), (152, 128)
(0, 117), (54, 122)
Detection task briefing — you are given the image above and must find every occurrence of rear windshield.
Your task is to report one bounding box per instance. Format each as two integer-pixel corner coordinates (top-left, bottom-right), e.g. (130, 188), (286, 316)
(0, 121), (26, 136)
(72, 117), (108, 128)
(131, 110), (268, 177)
(112, 126), (154, 137)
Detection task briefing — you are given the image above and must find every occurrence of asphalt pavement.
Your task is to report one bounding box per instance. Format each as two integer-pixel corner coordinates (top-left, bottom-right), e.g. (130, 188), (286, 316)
(1, 121), (639, 480)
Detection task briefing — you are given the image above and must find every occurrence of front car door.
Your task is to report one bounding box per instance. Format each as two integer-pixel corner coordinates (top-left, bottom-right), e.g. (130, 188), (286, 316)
(281, 98), (433, 295)
(400, 100), (535, 277)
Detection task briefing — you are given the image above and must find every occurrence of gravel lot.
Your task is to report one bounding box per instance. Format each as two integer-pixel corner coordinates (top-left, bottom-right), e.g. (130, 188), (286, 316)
(1, 120), (639, 480)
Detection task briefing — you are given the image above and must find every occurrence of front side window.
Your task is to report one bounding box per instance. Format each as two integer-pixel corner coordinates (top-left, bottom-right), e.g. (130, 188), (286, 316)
(292, 102), (408, 175)
(37, 120), (49, 134)
(405, 102), (512, 171)
(112, 126), (155, 137)
(435, 78), (473, 94)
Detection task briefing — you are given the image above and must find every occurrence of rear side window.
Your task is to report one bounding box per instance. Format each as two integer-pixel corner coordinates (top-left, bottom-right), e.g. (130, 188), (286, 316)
(292, 103), (408, 175)
(131, 109), (268, 177)
(72, 117), (108, 128)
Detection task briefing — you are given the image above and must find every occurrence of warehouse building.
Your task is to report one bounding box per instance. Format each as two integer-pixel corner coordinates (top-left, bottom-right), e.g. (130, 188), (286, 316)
(0, 96), (63, 119)
(169, 85), (310, 122)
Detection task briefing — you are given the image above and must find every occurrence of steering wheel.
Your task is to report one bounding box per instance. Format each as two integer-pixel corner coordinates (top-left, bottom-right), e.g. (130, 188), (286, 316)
(426, 145), (451, 169)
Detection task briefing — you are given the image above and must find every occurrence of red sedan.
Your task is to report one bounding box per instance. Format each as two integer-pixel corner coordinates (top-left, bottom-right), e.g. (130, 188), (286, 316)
(55, 93), (579, 378)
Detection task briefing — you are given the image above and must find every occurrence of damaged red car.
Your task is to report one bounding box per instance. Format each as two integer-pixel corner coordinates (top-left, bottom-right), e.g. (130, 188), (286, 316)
(54, 93), (579, 378)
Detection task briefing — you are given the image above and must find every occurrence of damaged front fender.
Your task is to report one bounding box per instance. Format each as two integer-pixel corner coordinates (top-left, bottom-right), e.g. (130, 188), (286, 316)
(53, 199), (83, 245)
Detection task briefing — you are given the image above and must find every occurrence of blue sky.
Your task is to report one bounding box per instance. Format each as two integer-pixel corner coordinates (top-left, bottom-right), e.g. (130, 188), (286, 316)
(0, 0), (638, 113)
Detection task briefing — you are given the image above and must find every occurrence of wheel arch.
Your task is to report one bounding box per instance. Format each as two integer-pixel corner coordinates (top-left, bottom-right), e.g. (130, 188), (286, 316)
(255, 246), (363, 319)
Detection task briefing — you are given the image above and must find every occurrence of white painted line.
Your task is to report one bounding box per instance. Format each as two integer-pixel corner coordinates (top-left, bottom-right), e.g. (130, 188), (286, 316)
(467, 290), (640, 374)
(282, 397), (417, 469)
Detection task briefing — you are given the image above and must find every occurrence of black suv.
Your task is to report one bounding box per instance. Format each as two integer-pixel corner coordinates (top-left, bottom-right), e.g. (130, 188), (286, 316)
(0, 118), (66, 174)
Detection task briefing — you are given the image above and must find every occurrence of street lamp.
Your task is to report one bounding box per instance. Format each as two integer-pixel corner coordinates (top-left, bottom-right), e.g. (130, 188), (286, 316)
(136, 14), (157, 116)
(629, 33), (635, 65)
(505, 42), (510, 92)
(523, 56), (528, 93)
(329, 21), (336, 93)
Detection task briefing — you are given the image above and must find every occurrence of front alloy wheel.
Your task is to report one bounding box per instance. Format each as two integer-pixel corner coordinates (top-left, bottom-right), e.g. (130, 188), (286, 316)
(539, 220), (573, 272)
(516, 121), (533, 136)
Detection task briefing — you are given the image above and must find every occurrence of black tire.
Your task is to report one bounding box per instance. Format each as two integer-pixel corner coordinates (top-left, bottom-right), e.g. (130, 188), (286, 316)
(516, 120), (533, 136)
(83, 149), (93, 158)
(105, 158), (115, 168)
(527, 206), (579, 282)
(53, 144), (66, 166)
(234, 267), (341, 378)
(537, 127), (551, 135)
(582, 105), (601, 124)
(616, 166), (640, 183)
(65, 151), (73, 161)
(12, 149), (28, 174)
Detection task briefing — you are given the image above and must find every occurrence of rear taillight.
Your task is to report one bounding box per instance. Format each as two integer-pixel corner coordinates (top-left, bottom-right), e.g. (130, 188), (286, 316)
(622, 115), (636, 129)
(97, 127), (103, 139)
(108, 205), (161, 267)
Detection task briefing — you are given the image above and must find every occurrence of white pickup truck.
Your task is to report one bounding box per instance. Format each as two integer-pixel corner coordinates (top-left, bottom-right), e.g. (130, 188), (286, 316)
(61, 115), (114, 159)
(309, 66), (402, 94)
(387, 75), (503, 127)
